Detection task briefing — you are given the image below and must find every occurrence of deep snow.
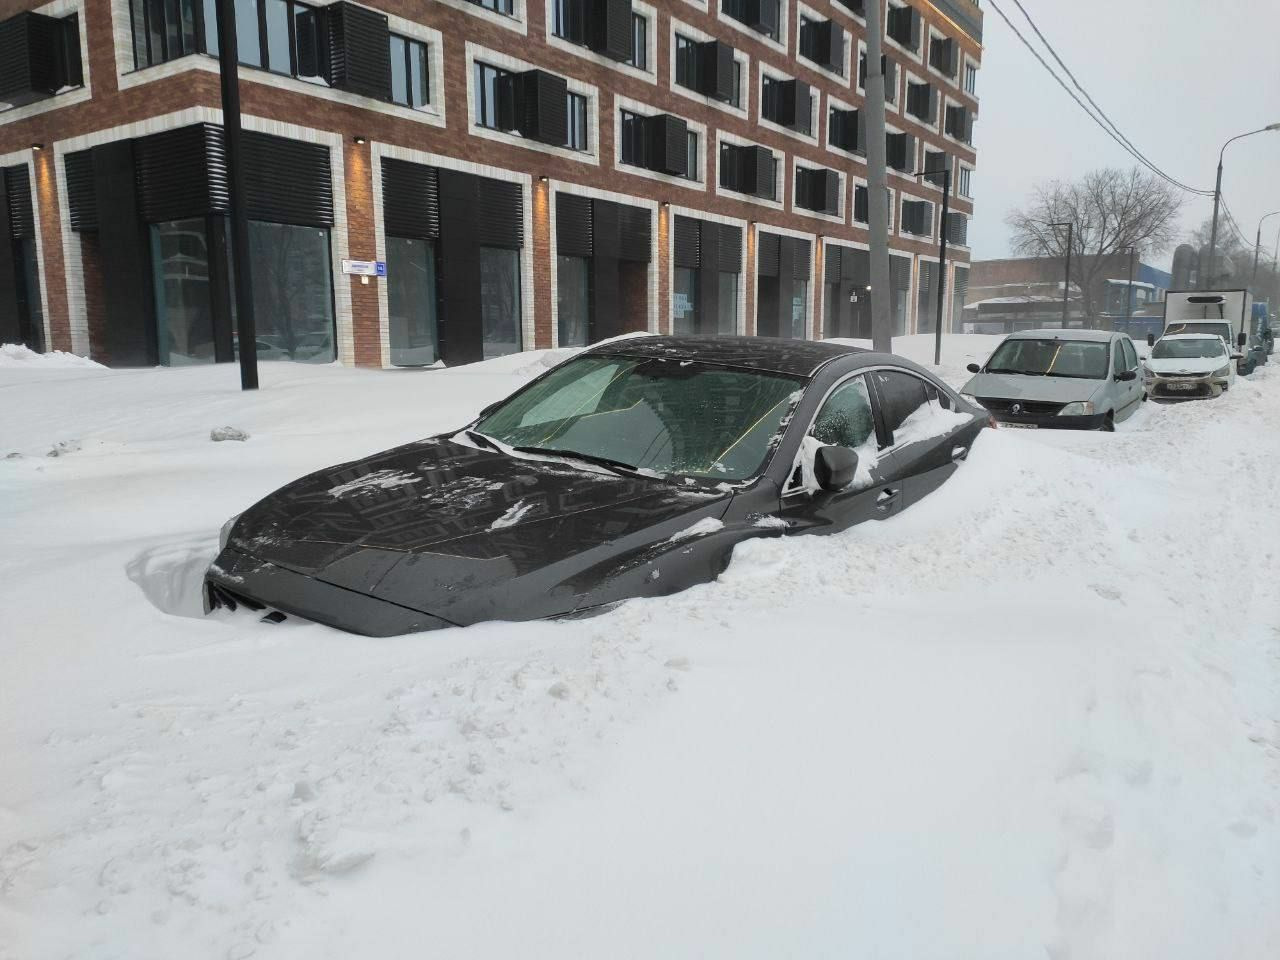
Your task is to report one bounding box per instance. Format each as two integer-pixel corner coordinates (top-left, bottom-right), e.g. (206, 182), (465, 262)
(1, 335), (1277, 959)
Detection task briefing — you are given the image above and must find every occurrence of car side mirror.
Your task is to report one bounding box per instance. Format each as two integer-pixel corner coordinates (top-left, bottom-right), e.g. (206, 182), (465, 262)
(1116, 369), (1137, 382)
(1237, 332), (1247, 348)
(966, 362), (981, 374)
(1146, 333), (1155, 347)
(814, 445), (859, 492)
(1231, 352), (1244, 360)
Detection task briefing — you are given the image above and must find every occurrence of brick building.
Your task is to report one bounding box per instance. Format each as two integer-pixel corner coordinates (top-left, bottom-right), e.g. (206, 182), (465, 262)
(0, 0), (981, 368)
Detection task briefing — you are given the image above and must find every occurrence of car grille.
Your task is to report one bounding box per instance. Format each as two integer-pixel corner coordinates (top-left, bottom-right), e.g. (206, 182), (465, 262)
(974, 397), (1066, 417)
(1157, 371), (1208, 380)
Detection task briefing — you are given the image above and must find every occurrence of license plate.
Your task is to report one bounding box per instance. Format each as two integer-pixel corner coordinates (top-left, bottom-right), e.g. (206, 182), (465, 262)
(1168, 382), (1196, 391)
(1001, 421), (1038, 429)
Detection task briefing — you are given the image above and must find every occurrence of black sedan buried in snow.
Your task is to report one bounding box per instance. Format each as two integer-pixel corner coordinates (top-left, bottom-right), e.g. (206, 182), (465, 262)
(205, 337), (988, 636)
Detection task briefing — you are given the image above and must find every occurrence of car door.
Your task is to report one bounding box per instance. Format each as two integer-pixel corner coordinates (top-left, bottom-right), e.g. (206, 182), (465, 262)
(1118, 336), (1142, 414)
(777, 373), (904, 535)
(866, 368), (977, 508)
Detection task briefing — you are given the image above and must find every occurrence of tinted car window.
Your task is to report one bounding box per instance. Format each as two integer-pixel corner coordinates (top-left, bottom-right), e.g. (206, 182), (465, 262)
(1112, 340), (1125, 375)
(1121, 338), (1137, 369)
(870, 370), (930, 440)
(811, 376), (876, 449)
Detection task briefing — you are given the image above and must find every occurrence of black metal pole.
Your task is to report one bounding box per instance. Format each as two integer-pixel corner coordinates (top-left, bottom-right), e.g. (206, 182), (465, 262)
(933, 165), (950, 366)
(214, 0), (258, 390)
(1062, 222), (1073, 326)
(1125, 246), (1135, 327)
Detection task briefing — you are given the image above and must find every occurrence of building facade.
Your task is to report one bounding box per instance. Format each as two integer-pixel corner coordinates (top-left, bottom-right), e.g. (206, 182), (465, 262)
(0, 0), (981, 368)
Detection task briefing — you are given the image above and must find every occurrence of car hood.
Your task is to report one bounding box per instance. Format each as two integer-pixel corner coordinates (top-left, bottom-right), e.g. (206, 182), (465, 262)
(961, 372), (1102, 403)
(226, 435), (733, 621)
(1145, 356), (1224, 376)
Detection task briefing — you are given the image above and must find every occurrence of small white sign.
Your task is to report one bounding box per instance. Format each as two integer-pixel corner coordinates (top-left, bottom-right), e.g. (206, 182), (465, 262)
(342, 259), (386, 277)
(673, 293), (692, 315)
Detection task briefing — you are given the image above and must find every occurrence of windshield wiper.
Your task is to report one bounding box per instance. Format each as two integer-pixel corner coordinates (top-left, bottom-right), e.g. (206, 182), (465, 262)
(465, 429), (503, 452)
(988, 367), (1046, 376)
(511, 445), (642, 476)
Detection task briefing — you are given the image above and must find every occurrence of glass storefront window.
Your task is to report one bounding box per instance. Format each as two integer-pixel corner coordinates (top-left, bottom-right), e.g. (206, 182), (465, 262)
(557, 255), (591, 347)
(717, 271), (739, 334)
(480, 247), (522, 359)
(387, 236), (439, 366)
(673, 267), (698, 335)
(790, 280), (809, 338)
(247, 221), (335, 362)
(151, 218), (215, 365)
(234, 0), (261, 66)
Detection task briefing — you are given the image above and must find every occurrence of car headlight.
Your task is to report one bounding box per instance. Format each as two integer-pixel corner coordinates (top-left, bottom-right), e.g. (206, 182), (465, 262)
(1213, 364), (1230, 379)
(1058, 401), (1095, 416)
(219, 514), (241, 551)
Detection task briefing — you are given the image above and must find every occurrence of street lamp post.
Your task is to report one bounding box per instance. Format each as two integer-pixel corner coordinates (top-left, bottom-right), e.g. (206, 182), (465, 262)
(913, 158), (952, 366)
(1046, 221), (1073, 325)
(1251, 210), (1280, 289)
(1206, 123), (1280, 290)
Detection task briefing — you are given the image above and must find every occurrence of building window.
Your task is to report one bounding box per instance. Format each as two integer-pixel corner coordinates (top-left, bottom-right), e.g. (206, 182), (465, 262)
(673, 267), (698, 334)
(729, 59), (743, 108)
(151, 218), (215, 364)
(247, 221), (336, 362)
(958, 166), (972, 198)
(551, 0), (584, 42)
(386, 237), (440, 366)
(474, 61), (512, 129)
(567, 92), (590, 151)
(628, 12), (647, 70)
(480, 247), (523, 358)
(130, 0), (204, 68)
(675, 34), (699, 90)
(685, 130), (700, 181)
(390, 34), (430, 109)
(964, 62), (977, 95)
(619, 110), (646, 166)
(722, 0), (780, 41)
(474, 0), (516, 16)
(557, 255), (592, 346)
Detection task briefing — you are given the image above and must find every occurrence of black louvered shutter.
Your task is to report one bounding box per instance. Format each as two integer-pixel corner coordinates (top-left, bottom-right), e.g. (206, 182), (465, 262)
(890, 254), (911, 292)
(792, 238), (811, 280)
(616, 203), (651, 262)
(830, 108), (859, 152)
(948, 212), (968, 246)
(241, 130), (333, 227)
(382, 158), (439, 240)
(0, 13), (62, 106)
(717, 224), (742, 273)
(745, 145), (775, 199)
(673, 216), (700, 268)
(854, 185), (868, 223)
(64, 151), (96, 232)
(757, 232), (780, 277)
(590, 0), (632, 61)
(475, 176), (523, 248)
(514, 70), (568, 145)
(295, 7), (324, 78)
(700, 40), (735, 101)
(3, 166), (33, 239)
(556, 193), (593, 257)
(324, 1), (391, 101)
(645, 114), (688, 176)
(819, 170), (839, 215)
(825, 243), (842, 284)
(134, 124), (225, 223)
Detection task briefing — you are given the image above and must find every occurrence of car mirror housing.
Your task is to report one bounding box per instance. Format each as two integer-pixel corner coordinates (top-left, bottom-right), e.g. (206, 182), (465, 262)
(966, 362), (981, 374)
(814, 445), (859, 492)
(1237, 332), (1248, 348)
(1147, 333), (1156, 347)
(1116, 369), (1138, 382)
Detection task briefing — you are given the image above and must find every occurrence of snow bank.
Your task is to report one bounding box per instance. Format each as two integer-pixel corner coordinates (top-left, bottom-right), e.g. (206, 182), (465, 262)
(0, 343), (103, 368)
(1, 337), (1277, 960)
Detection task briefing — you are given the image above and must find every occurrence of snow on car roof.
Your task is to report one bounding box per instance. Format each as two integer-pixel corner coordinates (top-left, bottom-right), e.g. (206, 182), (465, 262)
(583, 335), (869, 377)
(1158, 333), (1226, 340)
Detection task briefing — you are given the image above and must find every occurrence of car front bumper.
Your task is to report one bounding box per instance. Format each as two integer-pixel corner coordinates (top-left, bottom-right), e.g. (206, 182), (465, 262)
(988, 411), (1108, 430)
(205, 547), (456, 637)
(1146, 378), (1223, 401)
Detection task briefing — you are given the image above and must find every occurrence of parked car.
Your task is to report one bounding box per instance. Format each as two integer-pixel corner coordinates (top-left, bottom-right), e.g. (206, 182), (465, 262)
(959, 329), (1142, 431)
(1142, 333), (1237, 401)
(206, 337), (988, 636)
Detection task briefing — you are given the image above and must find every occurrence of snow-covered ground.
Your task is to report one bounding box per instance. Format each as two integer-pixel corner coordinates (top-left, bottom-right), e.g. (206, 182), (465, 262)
(1, 334), (1277, 959)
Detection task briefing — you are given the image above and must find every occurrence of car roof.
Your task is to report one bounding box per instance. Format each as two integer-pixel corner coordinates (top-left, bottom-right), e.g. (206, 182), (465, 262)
(1005, 328), (1116, 342)
(582, 335), (869, 377)
(1158, 333), (1225, 341)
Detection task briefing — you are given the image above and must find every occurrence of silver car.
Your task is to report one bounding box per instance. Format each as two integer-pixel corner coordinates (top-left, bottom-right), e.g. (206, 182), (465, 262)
(960, 329), (1143, 431)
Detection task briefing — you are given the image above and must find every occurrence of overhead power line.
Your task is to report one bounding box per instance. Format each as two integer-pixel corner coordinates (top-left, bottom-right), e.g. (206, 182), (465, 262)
(987, 0), (1215, 198)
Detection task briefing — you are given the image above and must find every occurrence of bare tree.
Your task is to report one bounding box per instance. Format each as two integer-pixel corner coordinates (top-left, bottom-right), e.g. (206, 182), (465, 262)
(1006, 168), (1184, 324)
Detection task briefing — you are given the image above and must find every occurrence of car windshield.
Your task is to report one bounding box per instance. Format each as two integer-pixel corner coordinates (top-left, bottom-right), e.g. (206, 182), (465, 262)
(1151, 338), (1224, 360)
(1166, 322), (1228, 338)
(984, 338), (1109, 380)
(474, 354), (804, 482)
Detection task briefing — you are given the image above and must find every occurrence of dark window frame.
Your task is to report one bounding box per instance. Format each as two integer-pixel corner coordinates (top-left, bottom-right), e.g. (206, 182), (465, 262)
(566, 91), (590, 151)
(389, 32), (431, 109)
(627, 11), (648, 70)
(474, 61), (513, 130)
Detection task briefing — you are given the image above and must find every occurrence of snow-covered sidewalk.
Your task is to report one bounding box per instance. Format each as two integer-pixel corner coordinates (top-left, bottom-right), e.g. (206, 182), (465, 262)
(1, 336), (1277, 959)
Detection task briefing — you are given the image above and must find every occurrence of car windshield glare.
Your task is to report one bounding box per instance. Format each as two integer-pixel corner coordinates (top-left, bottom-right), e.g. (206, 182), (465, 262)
(474, 354), (804, 482)
(985, 339), (1109, 380)
(1151, 338), (1224, 360)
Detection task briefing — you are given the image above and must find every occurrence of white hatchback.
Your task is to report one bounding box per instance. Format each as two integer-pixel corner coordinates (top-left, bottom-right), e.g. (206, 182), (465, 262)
(1143, 334), (1237, 401)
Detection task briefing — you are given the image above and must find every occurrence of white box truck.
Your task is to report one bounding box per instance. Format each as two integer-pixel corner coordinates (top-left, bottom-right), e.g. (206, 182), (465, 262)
(1156, 289), (1262, 373)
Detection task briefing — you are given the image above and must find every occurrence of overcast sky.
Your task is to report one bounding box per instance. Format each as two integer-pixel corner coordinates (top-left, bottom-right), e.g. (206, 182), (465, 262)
(968, 0), (1280, 269)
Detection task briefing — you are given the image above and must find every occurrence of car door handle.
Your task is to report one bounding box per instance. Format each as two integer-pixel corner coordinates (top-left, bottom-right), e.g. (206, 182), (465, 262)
(951, 445), (968, 462)
(876, 488), (900, 511)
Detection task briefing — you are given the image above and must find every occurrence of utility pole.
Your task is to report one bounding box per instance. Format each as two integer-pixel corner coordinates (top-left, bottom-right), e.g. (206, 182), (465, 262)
(214, 0), (259, 390)
(914, 158), (951, 366)
(1206, 123), (1280, 290)
(865, 0), (893, 353)
(1251, 211), (1280, 289)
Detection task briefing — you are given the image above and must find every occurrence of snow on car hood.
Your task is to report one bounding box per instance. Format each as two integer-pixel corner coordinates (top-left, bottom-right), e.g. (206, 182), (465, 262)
(961, 371), (1101, 403)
